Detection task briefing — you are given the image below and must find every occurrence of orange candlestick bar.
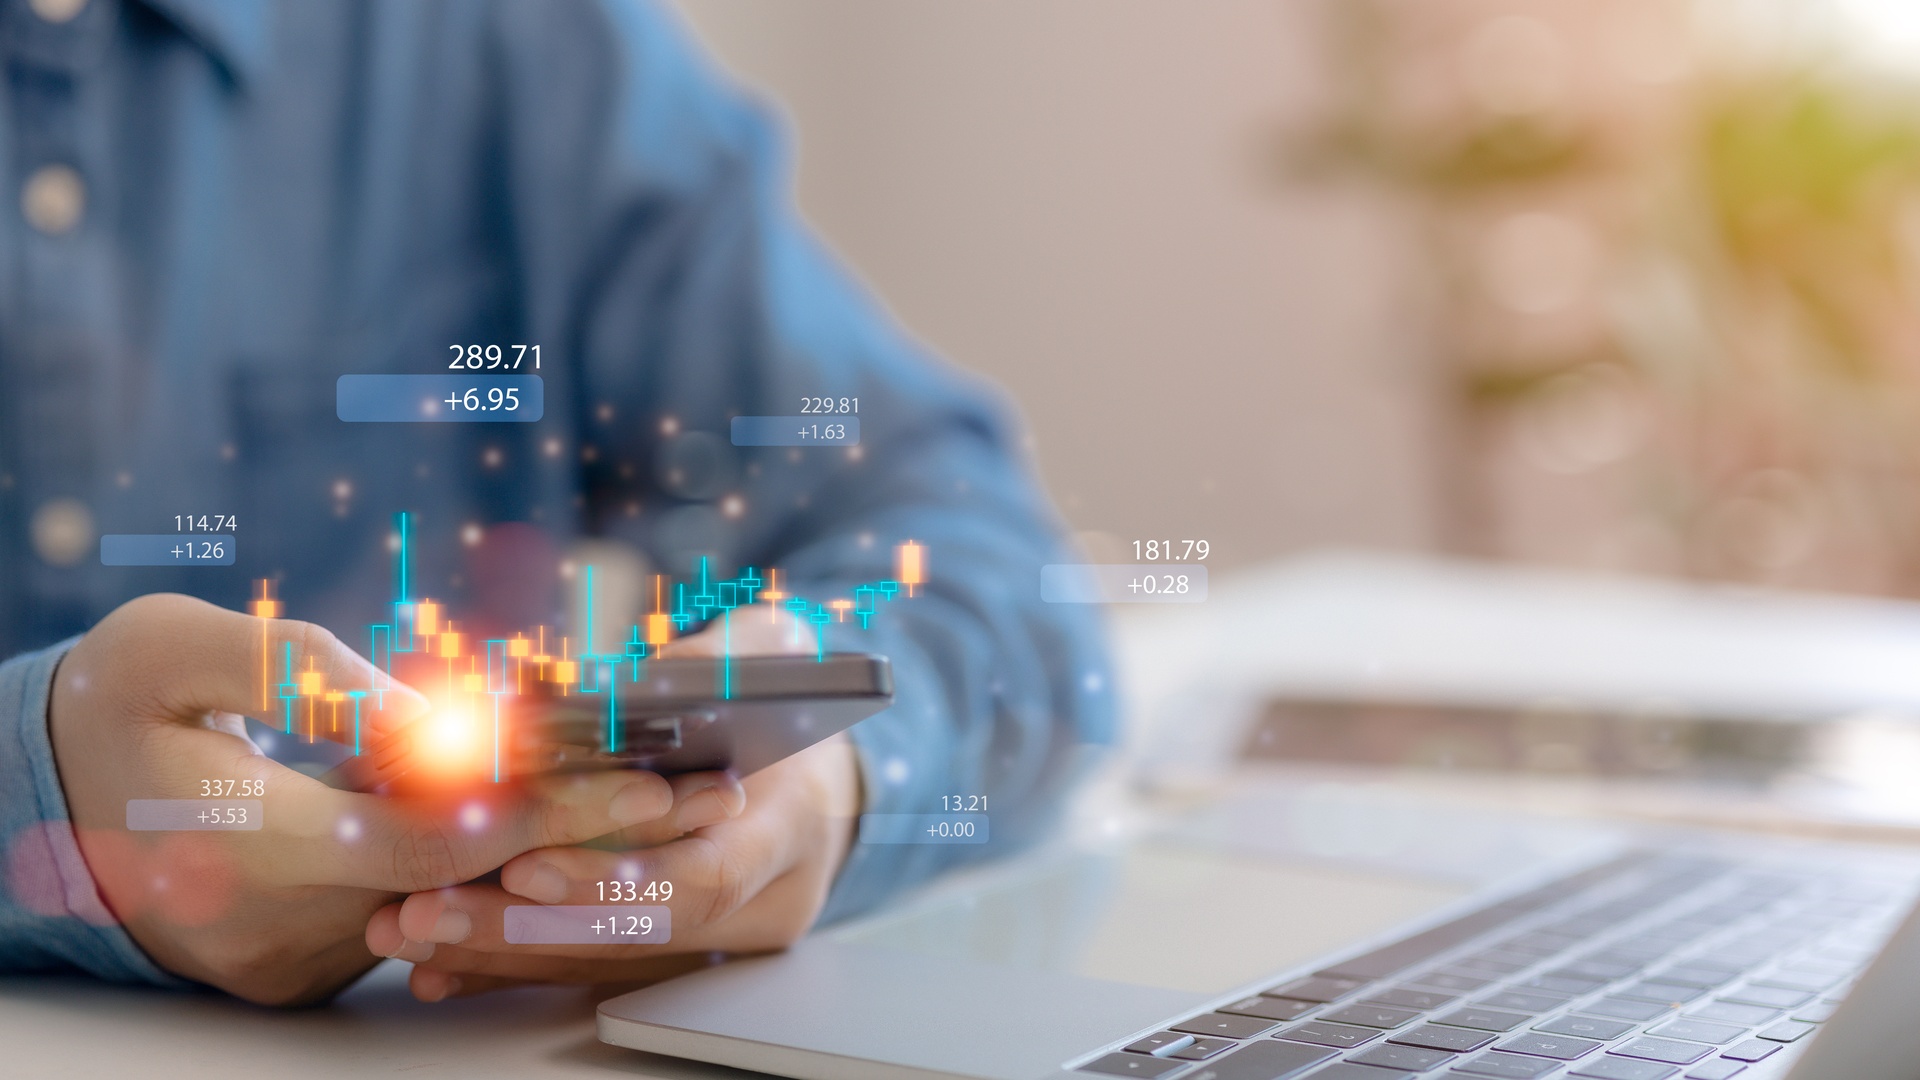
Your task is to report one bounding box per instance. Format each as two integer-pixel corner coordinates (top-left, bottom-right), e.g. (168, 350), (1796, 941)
(897, 541), (925, 596)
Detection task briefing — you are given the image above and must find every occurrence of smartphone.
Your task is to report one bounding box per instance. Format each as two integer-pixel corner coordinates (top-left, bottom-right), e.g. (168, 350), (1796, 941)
(322, 653), (893, 793)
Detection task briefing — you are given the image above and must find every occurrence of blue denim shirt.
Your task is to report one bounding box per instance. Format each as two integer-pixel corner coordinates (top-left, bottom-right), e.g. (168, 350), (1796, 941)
(0, 0), (1111, 985)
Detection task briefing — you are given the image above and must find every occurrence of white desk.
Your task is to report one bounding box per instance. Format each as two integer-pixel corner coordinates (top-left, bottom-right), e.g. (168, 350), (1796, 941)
(0, 960), (765, 1079)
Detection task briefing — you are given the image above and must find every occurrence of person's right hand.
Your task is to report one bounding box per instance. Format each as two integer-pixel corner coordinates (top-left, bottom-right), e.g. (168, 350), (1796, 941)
(46, 593), (695, 1006)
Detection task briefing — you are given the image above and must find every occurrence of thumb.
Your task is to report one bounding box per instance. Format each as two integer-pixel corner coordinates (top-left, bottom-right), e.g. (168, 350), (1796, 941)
(79, 593), (428, 748)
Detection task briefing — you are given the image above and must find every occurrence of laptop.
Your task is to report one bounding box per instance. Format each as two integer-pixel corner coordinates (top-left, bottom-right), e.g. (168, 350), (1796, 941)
(596, 783), (1920, 1080)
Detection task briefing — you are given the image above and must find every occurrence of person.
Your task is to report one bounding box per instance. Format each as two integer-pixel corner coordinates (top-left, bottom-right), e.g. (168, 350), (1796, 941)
(0, 0), (1110, 1005)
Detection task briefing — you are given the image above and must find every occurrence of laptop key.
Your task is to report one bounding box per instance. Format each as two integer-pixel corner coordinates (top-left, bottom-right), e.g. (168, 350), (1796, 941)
(1224, 996), (1318, 1022)
(1567, 1058), (1679, 1079)
(1320, 1004), (1421, 1029)
(1501, 932), (1579, 954)
(1451, 1051), (1561, 1078)
(1615, 982), (1704, 1005)
(1581, 998), (1676, 1022)
(1181, 1040), (1337, 1079)
(1270, 977), (1369, 1004)
(1365, 988), (1458, 1011)
(1718, 1040), (1780, 1063)
(1646, 1020), (1744, 1045)
(1553, 960), (1640, 981)
(1302, 1065), (1414, 1080)
(1683, 1003), (1776, 1026)
(1780, 958), (1852, 978)
(1123, 1032), (1195, 1056)
(1680, 1063), (1745, 1080)
(1349, 1043), (1455, 1071)
(1437, 1008), (1532, 1033)
(1455, 953), (1534, 975)
(1496, 1032), (1602, 1060)
(1749, 971), (1839, 993)
(1172, 1013), (1278, 1040)
(1716, 986), (1810, 1009)
(1789, 1002), (1836, 1023)
(1536, 1015), (1636, 1040)
(1078, 1052), (1185, 1077)
(1169, 1037), (1237, 1061)
(1389, 1024), (1497, 1053)
(1479, 992), (1566, 1014)
(1526, 975), (1608, 995)
(1279, 1021), (1382, 1050)
(1648, 967), (1735, 990)
(1609, 1037), (1712, 1065)
(1412, 972), (1496, 993)
(1755, 1021), (1815, 1043)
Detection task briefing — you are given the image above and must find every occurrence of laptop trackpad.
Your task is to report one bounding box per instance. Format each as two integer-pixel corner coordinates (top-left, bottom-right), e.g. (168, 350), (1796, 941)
(597, 939), (1206, 1080)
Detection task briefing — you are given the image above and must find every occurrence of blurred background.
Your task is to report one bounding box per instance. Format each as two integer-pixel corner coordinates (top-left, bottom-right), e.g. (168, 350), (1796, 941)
(673, 0), (1920, 824)
(676, 0), (1920, 594)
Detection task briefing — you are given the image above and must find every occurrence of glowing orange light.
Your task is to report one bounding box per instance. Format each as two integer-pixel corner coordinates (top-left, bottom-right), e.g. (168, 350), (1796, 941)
(412, 706), (484, 776)
(298, 672), (324, 696)
(508, 636), (530, 658)
(646, 613), (673, 647)
(462, 673), (484, 693)
(416, 601), (440, 637)
(438, 631), (462, 659)
(554, 661), (578, 683)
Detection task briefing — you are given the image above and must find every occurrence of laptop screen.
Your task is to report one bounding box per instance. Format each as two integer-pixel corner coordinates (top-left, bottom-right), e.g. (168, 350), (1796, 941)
(834, 840), (1472, 996)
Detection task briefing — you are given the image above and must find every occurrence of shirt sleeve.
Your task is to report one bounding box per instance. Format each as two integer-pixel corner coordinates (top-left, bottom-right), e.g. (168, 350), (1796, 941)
(487, 0), (1118, 922)
(0, 639), (188, 984)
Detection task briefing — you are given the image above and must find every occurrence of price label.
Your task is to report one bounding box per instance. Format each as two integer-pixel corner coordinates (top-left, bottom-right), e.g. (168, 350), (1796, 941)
(126, 799), (262, 831)
(336, 375), (544, 423)
(503, 905), (672, 945)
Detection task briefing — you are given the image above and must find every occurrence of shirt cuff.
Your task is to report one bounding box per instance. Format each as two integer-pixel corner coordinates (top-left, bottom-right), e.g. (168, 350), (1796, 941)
(0, 638), (192, 986)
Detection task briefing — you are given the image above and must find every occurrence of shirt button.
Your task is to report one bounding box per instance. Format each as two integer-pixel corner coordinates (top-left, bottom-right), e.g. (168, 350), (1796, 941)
(30, 497), (94, 567)
(28, 0), (87, 23)
(22, 164), (85, 235)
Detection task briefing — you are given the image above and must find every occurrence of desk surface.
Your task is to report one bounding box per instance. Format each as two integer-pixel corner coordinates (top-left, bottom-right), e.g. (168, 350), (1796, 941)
(0, 960), (766, 1080)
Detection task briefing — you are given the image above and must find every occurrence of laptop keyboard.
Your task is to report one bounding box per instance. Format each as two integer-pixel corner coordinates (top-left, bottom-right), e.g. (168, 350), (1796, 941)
(1077, 852), (1914, 1080)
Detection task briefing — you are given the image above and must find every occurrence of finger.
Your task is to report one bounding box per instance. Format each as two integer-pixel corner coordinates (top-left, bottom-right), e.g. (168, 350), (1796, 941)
(366, 902), (436, 962)
(408, 967), (534, 1002)
(85, 593), (428, 746)
(279, 766), (681, 893)
(574, 771), (745, 853)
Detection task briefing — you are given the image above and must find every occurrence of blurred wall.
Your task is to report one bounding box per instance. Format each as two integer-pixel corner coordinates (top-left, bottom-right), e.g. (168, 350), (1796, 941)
(672, 0), (1446, 570)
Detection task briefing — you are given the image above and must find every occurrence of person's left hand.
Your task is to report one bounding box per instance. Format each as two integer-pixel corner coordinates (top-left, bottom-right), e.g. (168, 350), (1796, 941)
(363, 611), (864, 1001)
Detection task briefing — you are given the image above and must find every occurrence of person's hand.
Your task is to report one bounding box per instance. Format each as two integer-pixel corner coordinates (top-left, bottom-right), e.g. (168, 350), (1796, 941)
(364, 609), (865, 1001)
(47, 593), (695, 1005)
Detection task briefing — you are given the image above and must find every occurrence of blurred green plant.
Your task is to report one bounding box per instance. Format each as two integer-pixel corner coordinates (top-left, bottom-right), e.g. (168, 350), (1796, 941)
(1294, 0), (1920, 589)
(1702, 77), (1920, 380)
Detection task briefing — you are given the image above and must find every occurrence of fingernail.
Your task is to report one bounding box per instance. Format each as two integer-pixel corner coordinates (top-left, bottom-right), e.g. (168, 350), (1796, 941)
(518, 862), (569, 904)
(419, 974), (462, 1002)
(675, 787), (731, 831)
(384, 939), (436, 963)
(609, 780), (663, 826)
(428, 909), (471, 944)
